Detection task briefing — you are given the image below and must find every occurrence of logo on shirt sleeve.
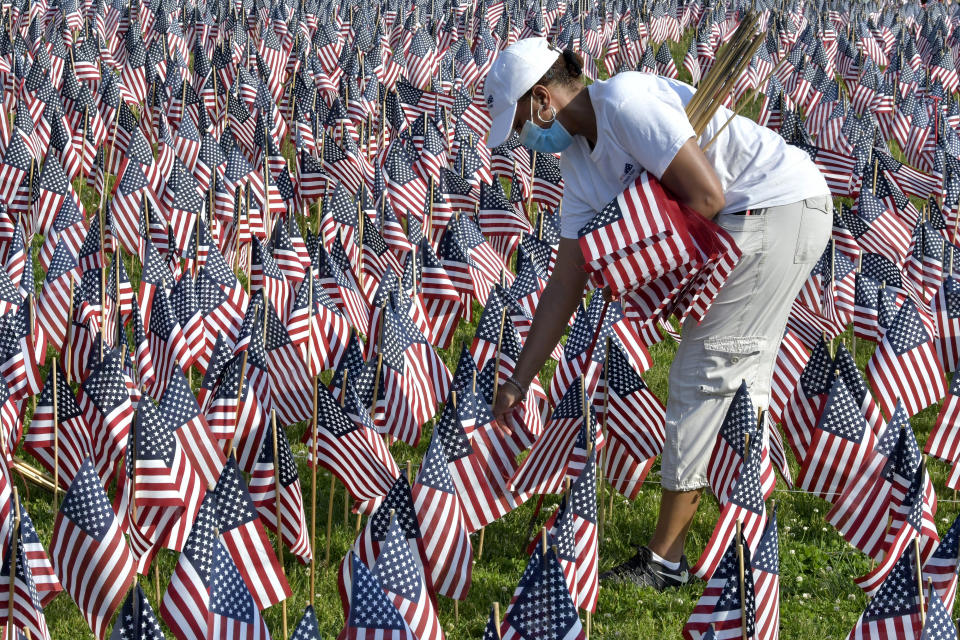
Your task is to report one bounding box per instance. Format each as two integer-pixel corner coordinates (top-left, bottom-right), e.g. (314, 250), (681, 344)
(620, 162), (638, 184)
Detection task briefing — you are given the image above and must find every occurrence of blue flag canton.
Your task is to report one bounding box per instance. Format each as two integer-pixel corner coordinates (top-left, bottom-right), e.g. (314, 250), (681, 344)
(572, 451), (598, 524)
(159, 369), (201, 429)
(511, 248), (543, 298)
(888, 299), (930, 356)
(435, 399), (473, 461)
(876, 403), (910, 459)
(752, 508), (780, 576)
(474, 291), (508, 344)
(209, 541), (257, 623)
(720, 381), (756, 454)
(135, 398), (176, 467)
(369, 476), (420, 541)
(606, 340), (646, 397)
(215, 457), (259, 530)
(348, 553), (408, 631)
(201, 335), (234, 392)
(833, 343), (869, 405)
(799, 337), (834, 398)
(553, 378), (585, 421)
(195, 269), (229, 314)
(113, 583), (165, 640)
(862, 551), (920, 622)
(932, 512), (960, 562)
(264, 301), (293, 352)
(817, 377), (868, 443)
(148, 288), (179, 341)
(482, 606), (502, 640)
(451, 346), (480, 392)
(61, 459), (115, 541)
(81, 348), (129, 415)
(317, 384), (359, 437)
(290, 604), (322, 640)
(941, 277), (960, 321)
(551, 498), (578, 561)
(46, 239), (78, 282)
(182, 491), (218, 586)
(379, 302), (415, 373)
(257, 423), (299, 488)
(920, 584), (958, 640)
(714, 557), (756, 640)
(373, 518), (423, 602)
(730, 437), (765, 515)
(507, 547), (581, 640)
(417, 431), (456, 494)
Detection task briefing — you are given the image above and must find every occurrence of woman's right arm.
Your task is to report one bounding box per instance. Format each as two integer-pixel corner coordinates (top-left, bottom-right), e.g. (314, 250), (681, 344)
(492, 237), (589, 433)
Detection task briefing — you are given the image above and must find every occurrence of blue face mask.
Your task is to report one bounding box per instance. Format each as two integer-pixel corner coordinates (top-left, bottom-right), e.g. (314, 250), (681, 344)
(518, 103), (573, 153)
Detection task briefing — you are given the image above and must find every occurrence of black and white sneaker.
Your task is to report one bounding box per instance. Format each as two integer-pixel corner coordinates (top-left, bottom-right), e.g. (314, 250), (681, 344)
(599, 546), (690, 591)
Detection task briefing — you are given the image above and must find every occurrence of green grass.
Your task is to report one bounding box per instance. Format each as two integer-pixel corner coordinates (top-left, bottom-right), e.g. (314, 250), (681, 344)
(27, 39), (957, 640)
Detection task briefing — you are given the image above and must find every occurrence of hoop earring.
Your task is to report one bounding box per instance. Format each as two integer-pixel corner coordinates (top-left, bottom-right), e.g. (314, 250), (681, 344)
(537, 105), (557, 124)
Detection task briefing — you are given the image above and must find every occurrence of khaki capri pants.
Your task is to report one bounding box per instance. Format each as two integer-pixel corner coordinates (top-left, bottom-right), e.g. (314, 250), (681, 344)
(659, 195), (833, 492)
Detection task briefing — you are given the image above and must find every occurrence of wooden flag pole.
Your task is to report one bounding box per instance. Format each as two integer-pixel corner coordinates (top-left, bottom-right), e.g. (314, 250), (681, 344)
(52, 359), (60, 508)
(736, 520), (747, 640)
(310, 375), (320, 594)
(369, 302), (387, 419)
(271, 410), (288, 639)
(65, 277), (76, 385)
(7, 487), (19, 639)
(224, 349), (249, 457)
(490, 307), (509, 406)
(599, 336), (612, 539)
(914, 536), (925, 625)
(493, 602), (502, 639)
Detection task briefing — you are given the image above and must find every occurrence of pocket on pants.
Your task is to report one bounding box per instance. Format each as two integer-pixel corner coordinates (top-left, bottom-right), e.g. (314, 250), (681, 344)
(695, 336), (767, 396)
(794, 197), (832, 264)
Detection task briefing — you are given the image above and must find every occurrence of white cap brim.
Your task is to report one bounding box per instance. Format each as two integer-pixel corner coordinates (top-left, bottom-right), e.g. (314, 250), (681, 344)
(487, 102), (517, 149)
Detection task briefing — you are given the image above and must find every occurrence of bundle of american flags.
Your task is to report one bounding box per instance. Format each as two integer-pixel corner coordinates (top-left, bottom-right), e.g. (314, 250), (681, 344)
(2, 0), (960, 634)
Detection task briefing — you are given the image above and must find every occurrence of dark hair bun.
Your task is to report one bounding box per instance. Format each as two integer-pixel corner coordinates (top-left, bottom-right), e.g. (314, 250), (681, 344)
(562, 49), (583, 77)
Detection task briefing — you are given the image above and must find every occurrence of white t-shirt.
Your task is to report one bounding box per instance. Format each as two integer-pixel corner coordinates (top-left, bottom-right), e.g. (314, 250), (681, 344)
(558, 72), (831, 239)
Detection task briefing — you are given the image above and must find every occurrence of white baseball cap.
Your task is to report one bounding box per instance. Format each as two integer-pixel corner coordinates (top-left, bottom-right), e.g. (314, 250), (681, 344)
(483, 38), (561, 149)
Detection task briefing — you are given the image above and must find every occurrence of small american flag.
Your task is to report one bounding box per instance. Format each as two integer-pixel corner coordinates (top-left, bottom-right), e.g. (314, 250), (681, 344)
(338, 475), (428, 618)
(752, 506), (781, 640)
(601, 340), (664, 500)
(510, 377), (595, 496)
(0, 511), (52, 640)
(248, 420), (312, 564)
(78, 347), (133, 483)
(933, 277), (960, 374)
(51, 458), (134, 640)
(500, 544), (585, 640)
(694, 432), (767, 580)
(847, 547), (922, 639)
(215, 455), (291, 610)
(160, 490), (217, 640)
(799, 375), (881, 502)
(412, 428), (473, 600)
(867, 298), (946, 418)
(344, 551), (416, 639)
(209, 533), (271, 639)
(708, 381), (760, 505)
(923, 513), (960, 626)
(372, 515), (445, 640)
(158, 368), (225, 488)
(684, 533), (755, 640)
